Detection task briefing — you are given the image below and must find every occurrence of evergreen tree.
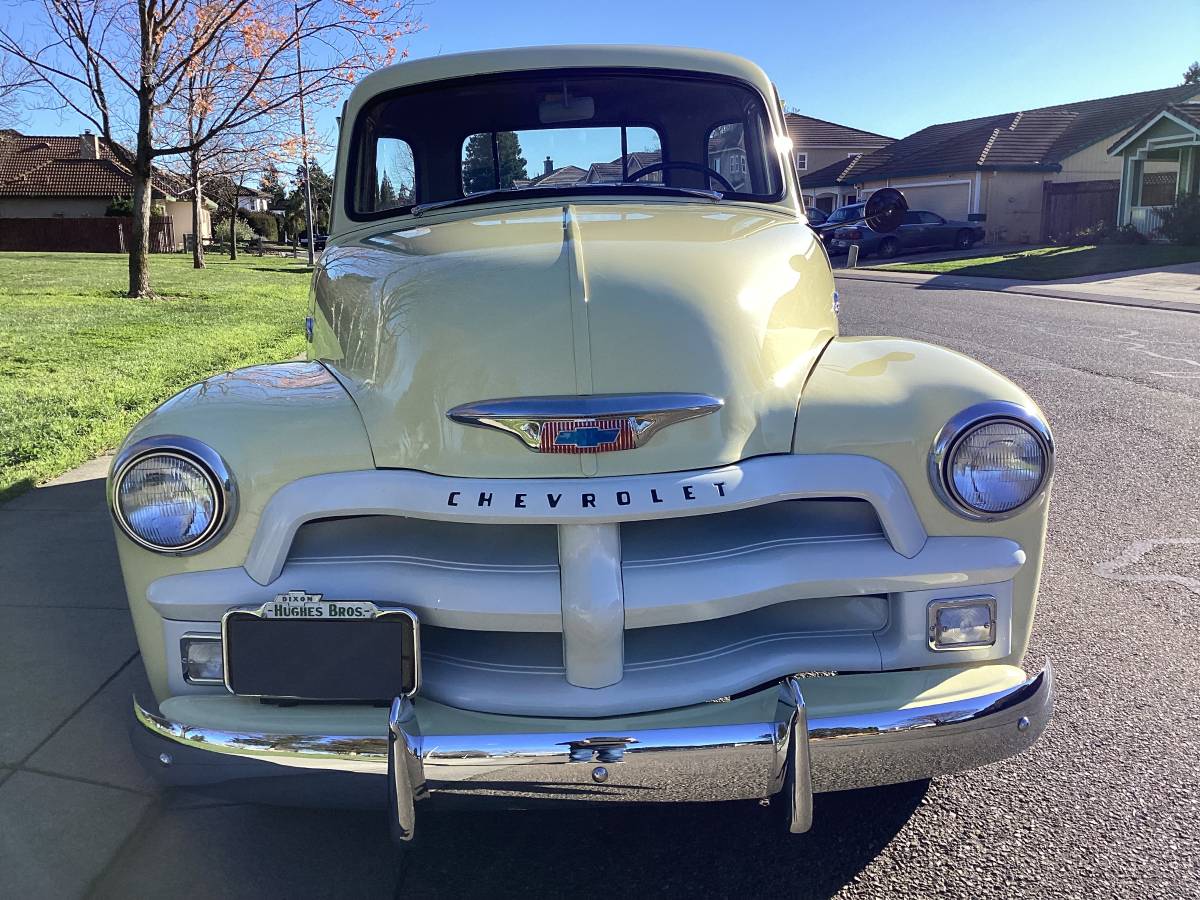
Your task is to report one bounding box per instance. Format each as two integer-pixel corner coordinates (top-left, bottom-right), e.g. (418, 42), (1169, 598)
(462, 131), (527, 193)
(1185, 61), (1200, 85)
(378, 171), (398, 207)
(260, 163), (287, 208)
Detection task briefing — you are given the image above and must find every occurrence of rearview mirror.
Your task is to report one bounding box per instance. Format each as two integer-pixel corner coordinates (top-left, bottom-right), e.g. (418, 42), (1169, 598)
(864, 188), (907, 233)
(538, 94), (595, 124)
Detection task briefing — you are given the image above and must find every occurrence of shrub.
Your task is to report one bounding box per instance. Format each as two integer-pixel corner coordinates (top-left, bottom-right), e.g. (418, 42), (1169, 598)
(213, 217), (257, 247)
(105, 198), (166, 217)
(246, 211), (279, 242)
(1158, 193), (1200, 245)
(105, 197), (133, 217)
(1051, 221), (1147, 247)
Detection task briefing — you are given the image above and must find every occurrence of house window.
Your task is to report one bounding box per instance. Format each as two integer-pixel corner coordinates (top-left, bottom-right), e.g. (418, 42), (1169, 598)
(795, 152), (807, 171)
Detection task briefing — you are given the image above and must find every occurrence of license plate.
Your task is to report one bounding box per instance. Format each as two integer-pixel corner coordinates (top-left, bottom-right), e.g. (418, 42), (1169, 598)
(222, 593), (419, 700)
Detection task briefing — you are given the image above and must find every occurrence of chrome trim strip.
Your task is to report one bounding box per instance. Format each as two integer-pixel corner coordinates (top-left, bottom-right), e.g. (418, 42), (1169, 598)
(132, 661), (1052, 802)
(108, 435), (238, 554)
(446, 393), (723, 452)
(928, 401), (1054, 522)
(243, 455), (929, 584)
(219, 602), (421, 700)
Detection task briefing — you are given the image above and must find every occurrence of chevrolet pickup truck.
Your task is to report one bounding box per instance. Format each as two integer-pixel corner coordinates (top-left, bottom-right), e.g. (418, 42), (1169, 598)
(112, 45), (1053, 841)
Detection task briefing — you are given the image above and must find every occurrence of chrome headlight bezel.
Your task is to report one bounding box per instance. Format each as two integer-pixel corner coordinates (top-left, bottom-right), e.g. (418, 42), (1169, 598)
(929, 401), (1053, 521)
(108, 435), (237, 554)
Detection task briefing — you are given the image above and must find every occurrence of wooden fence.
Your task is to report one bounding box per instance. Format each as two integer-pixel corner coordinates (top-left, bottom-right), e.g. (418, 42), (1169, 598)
(0, 216), (176, 252)
(1040, 180), (1119, 242)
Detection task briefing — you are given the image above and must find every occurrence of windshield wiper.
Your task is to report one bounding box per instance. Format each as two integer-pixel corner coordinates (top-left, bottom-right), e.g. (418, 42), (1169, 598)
(411, 182), (723, 217)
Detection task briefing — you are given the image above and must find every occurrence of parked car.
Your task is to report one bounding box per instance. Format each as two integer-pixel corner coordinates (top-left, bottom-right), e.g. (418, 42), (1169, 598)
(812, 202), (864, 250)
(831, 209), (985, 258)
(112, 46), (1053, 843)
(299, 232), (328, 251)
(804, 206), (828, 227)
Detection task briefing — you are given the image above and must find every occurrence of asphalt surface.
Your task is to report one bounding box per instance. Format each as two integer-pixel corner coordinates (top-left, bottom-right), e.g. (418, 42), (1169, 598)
(78, 281), (1200, 897)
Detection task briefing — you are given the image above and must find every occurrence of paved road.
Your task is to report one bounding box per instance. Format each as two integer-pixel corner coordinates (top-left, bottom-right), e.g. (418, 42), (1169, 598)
(5, 280), (1199, 898)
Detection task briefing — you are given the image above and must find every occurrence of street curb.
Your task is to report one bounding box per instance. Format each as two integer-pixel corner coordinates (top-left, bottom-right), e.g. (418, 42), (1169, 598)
(835, 270), (1200, 315)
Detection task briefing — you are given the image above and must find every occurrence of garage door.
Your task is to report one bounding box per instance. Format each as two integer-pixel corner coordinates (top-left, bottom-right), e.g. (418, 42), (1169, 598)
(891, 183), (971, 220)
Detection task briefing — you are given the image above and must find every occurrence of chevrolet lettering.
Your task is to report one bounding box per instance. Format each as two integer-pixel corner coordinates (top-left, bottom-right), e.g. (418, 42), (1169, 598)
(112, 46), (1054, 845)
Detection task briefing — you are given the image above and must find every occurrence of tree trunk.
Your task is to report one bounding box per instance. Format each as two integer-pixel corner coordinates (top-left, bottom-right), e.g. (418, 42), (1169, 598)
(128, 158), (153, 297)
(190, 152), (205, 268)
(128, 82), (154, 297)
(229, 208), (237, 260)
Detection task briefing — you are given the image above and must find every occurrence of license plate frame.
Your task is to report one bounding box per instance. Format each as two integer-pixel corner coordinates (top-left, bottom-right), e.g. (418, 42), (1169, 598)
(221, 594), (420, 701)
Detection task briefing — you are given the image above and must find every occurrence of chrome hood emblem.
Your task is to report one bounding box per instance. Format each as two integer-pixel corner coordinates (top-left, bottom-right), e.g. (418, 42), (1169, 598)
(447, 393), (723, 453)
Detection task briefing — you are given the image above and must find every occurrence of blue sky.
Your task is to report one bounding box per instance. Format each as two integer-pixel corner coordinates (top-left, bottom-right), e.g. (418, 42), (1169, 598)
(19, 0), (1200, 183)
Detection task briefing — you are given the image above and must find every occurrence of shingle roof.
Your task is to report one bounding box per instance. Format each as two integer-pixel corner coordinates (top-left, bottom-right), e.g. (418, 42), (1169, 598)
(851, 83), (1200, 183)
(785, 114), (893, 150)
(1172, 101), (1200, 131)
(0, 131), (187, 199)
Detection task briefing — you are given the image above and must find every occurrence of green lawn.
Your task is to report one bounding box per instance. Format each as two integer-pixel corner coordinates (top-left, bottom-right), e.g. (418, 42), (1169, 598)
(872, 243), (1200, 281)
(0, 252), (310, 501)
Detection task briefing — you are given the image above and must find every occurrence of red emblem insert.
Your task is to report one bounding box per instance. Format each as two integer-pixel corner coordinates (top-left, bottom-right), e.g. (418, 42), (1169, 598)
(539, 418), (637, 454)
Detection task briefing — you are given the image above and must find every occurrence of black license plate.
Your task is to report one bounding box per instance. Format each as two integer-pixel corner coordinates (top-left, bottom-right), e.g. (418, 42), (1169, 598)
(222, 600), (418, 701)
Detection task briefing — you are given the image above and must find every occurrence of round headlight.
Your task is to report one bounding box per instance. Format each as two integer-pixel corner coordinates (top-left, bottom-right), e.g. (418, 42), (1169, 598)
(111, 438), (234, 552)
(931, 402), (1053, 519)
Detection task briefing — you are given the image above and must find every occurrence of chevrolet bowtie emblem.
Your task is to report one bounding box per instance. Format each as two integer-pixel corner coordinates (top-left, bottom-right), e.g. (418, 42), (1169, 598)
(446, 393), (723, 453)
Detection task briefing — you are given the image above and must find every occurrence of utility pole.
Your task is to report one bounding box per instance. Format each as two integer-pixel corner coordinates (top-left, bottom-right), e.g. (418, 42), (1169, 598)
(295, 0), (317, 266)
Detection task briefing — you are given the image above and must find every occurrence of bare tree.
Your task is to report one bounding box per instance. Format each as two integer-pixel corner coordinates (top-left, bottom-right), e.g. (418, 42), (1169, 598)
(0, 50), (37, 127)
(1, 0), (420, 297)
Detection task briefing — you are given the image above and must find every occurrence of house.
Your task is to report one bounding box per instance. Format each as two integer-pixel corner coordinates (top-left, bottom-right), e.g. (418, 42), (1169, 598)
(799, 153), (875, 213)
(0, 129), (212, 250)
(785, 113), (894, 211)
(237, 186), (272, 213)
(1108, 101), (1200, 238)
(845, 84), (1200, 243)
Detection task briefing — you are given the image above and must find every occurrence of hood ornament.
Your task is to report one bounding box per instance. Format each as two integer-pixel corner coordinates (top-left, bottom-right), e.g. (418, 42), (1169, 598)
(447, 393), (723, 453)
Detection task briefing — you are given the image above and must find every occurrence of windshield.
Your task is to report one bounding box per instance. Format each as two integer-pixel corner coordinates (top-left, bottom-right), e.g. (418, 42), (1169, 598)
(349, 69), (785, 218)
(828, 205), (863, 224)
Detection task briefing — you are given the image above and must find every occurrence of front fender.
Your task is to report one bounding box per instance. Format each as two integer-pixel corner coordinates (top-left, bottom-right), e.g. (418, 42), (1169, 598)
(793, 337), (1052, 664)
(109, 361), (374, 701)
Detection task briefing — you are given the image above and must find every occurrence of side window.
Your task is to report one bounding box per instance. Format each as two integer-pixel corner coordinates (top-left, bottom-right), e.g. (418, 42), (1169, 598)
(795, 152), (807, 171)
(372, 137), (416, 211)
(901, 211), (922, 225)
(919, 211), (945, 225)
(707, 123), (749, 191)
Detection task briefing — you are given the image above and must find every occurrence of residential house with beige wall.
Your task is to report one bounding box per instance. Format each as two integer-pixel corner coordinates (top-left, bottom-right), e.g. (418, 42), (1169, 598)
(842, 84), (1200, 243)
(0, 130), (213, 250)
(786, 114), (893, 212)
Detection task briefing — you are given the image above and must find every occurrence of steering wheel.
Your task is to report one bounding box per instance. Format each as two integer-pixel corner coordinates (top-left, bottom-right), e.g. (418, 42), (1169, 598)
(625, 161), (735, 193)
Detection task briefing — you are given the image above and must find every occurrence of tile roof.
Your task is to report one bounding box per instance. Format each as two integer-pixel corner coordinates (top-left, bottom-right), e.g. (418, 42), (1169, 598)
(0, 131), (187, 199)
(799, 153), (872, 189)
(530, 164), (588, 186)
(850, 84), (1200, 184)
(785, 114), (894, 150)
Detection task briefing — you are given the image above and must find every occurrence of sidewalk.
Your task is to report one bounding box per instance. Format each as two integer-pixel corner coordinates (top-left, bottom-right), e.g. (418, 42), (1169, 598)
(0, 455), (160, 897)
(837, 260), (1200, 314)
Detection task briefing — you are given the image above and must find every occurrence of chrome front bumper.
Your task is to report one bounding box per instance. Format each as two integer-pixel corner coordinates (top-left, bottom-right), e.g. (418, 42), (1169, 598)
(132, 662), (1053, 837)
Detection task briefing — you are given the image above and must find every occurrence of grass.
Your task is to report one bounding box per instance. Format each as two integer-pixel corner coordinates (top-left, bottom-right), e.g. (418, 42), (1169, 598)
(0, 252), (309, 501)
(871, 243), (1200, 281)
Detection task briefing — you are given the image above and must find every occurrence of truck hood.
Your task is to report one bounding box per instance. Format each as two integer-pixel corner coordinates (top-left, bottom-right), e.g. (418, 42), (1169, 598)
(313, 201), (836, 477)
